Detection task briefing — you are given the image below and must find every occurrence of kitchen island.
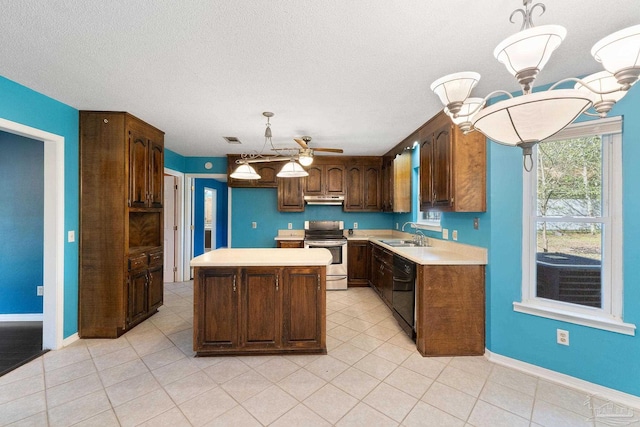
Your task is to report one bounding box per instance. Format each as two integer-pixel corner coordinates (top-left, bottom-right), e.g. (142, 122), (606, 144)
(191, 248), (332, 356)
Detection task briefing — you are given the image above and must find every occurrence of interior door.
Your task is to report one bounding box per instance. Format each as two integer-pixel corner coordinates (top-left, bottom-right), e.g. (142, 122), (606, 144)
(163, 175), (176, 282)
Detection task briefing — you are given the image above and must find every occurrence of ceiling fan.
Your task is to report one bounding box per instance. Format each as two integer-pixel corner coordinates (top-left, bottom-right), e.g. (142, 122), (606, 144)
(292, 136), (343, 166)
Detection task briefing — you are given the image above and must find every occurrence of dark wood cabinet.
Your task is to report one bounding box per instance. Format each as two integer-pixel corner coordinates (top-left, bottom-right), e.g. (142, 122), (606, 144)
(277, 240), (304, 248)
(194, 268), (239, 350)
(381, 156), (394, 212)
(348, 241), (370, 287)
(415, 265), (485, 356)
(128, 122), (164, 208)
(304, 161), (345, 196)
(79, 111), (164, 338)
(282, 267), (324, 349)
(369, 243), (393, 306)
(419, 111), (486, 212)
(194, 266), (326, 355)
(344, 158), (382, 212)
(242, 268), (281, 350)
(277, 177), (305, 212)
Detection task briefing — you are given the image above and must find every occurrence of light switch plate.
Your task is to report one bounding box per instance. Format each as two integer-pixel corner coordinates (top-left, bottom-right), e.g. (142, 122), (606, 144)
(68, 230), (75, 242)
(442, 228), (449, 240)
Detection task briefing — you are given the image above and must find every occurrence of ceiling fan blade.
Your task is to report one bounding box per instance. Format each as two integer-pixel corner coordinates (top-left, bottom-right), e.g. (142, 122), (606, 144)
(313, 148), (344, 153)
(294, 138), (309, 149)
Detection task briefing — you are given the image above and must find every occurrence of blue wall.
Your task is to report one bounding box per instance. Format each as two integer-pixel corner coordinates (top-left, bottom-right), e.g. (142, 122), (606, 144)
(0, 76), (79, 337)
(231, 188), (394, 247)
(193, 178), (228, 255)
(486, 87), (640, 396)
(0, 132), (44, 314)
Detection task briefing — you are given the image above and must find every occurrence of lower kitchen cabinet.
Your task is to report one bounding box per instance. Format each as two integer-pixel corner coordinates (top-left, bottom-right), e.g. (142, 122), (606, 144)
(194, 265), (326, 355)
(347, 240), (369, 286)
(415, 264), (485, 356)
(125, 248), (164, 331)
(369, 243), (393, 306)
(277, 240), (304, 248)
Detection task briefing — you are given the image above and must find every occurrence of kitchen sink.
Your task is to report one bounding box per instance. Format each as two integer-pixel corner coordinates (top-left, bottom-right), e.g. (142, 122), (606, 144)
(378, 239), (418, 247)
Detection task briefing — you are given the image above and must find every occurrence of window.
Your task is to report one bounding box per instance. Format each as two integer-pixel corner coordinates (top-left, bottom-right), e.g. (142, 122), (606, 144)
(514, 117), (635, 335)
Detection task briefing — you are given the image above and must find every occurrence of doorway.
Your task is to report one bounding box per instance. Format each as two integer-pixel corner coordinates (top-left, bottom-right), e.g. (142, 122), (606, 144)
(0, 118), (65, 360)
(204, 187), (216, 252)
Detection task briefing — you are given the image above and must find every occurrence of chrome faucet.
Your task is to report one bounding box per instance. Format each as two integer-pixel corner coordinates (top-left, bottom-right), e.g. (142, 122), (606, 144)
(401, 222), (414, 232)
(414, 229), (430, 247)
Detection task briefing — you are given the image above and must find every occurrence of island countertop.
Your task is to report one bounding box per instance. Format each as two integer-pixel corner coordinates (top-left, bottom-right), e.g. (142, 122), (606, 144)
(190, 248), (333, 267)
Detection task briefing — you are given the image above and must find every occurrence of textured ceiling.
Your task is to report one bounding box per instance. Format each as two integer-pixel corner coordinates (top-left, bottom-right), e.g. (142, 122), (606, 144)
(0, 1), (637, 157)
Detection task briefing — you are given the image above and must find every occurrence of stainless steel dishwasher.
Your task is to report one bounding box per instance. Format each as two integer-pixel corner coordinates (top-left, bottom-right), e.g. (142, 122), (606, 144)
(392, 255), (416, 339)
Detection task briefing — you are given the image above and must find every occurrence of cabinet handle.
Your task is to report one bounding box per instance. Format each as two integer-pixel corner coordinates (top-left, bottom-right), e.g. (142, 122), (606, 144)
(317, 274), (321, 291)
(148, 272), (152, 287)
(275, 276), (279, 291)
(232, 275), (236, 292)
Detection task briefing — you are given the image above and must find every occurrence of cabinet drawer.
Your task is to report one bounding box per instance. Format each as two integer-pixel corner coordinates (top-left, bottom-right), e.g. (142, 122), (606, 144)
(128, 254), (148, 271)
(148, 250), (163, 267)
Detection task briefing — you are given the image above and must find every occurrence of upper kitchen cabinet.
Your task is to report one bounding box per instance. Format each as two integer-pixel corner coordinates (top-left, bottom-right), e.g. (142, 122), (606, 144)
(278, 176), (305, 212)
(419, 111), (486, 212)
(79, 111), (164, 338)
(381, 156), (394, 212)
(304, 159), (345, 196)
(227, 155), (279, 188)
(128, 119), (164, 208)
(393, 152), (411, 212)
(344, 157), (382, 212)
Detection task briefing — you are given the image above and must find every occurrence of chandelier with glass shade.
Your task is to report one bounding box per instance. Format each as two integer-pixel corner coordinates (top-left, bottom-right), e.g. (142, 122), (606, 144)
(230, 112), (310, 180)
(430, 0), (640, 170)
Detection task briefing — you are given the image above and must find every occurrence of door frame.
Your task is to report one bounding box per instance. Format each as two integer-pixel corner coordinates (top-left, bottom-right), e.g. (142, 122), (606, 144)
(0, 117), (65, 350)
(184, 173), (226, 280)
(164, 168), (185, 282)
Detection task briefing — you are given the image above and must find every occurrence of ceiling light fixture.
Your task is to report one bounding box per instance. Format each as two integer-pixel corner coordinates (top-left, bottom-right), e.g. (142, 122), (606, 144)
(430, 0), (640, 171)
(277, 159), (310, 178)
(230, 112), (309, 179)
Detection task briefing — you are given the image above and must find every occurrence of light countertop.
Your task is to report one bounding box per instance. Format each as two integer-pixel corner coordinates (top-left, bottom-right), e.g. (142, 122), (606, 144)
(191, 248), (333, 267)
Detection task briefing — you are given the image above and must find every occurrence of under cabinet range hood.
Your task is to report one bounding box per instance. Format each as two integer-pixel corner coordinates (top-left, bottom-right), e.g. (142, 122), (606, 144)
(304, 195), (345, 205)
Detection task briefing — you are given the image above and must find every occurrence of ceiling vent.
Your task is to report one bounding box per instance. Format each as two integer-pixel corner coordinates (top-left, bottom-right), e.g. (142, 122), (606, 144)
(223, 136), (241, 144)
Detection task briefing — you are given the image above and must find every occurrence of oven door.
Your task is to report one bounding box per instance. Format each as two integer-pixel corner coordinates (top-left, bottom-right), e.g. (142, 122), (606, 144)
(304, 240), (348, 277)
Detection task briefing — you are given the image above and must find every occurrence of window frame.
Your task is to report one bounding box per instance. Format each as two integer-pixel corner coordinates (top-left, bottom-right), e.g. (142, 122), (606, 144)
(513, 117), (635, 336)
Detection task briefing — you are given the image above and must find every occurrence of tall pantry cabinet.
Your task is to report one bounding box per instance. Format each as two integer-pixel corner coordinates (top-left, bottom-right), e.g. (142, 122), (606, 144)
(79, 111), (164, 338)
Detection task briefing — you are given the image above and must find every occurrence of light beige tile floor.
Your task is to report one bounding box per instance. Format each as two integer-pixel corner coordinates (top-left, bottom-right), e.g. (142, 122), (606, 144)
(0, 282), (637, 426)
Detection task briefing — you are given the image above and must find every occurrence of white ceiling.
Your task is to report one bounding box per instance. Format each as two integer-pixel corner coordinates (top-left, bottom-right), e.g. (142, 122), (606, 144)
(0, 1), (637, 157)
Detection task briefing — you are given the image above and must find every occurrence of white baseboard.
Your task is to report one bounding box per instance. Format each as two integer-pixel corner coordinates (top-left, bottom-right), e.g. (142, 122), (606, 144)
(0, 314), (43, 322)
(485, 349), (640, 410)
(62, 333), (79, 348)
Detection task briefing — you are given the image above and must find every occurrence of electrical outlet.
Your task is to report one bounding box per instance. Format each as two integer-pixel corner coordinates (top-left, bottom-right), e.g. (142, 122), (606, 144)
(252, 222), (257, 229)
(557, 329), (569, 346)
(288, 223), (292, 230)
(442, 228), (449, 240)
(37, 286), (44, 296)
(452, 230), (458, 241)
(396, 223), (399, 230)
(353, 222), (358, 229)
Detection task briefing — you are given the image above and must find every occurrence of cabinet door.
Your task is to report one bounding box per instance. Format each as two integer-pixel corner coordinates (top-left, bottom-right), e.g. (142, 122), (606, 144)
(348, 241), (369, 286)
(432, 123), (452, 208)
(304, 165), (323, 195)
(420, 137), (434, 211)
(381, 156), (394, 212)
(254, 163), (279, 187)
(278, 177), (304, 212)
(148, 264), (163, 312)
(363, 162), (381, 211)
(325, 164), (345, 195)
(344, 165), (363, 211)
(127, 269), (148, 327)
(241, 268), (281, 349)
(194, 268), (239, 350)
(148, 140), (164, 208)
(282, 267), (323, 349)
(129, 130), (149, 208)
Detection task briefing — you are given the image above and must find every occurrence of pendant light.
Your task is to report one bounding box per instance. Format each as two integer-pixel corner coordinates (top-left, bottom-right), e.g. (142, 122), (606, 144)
(277, 159), (309, 178)
(430, 0), (640, 171)
(230, 162), (261, 180)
